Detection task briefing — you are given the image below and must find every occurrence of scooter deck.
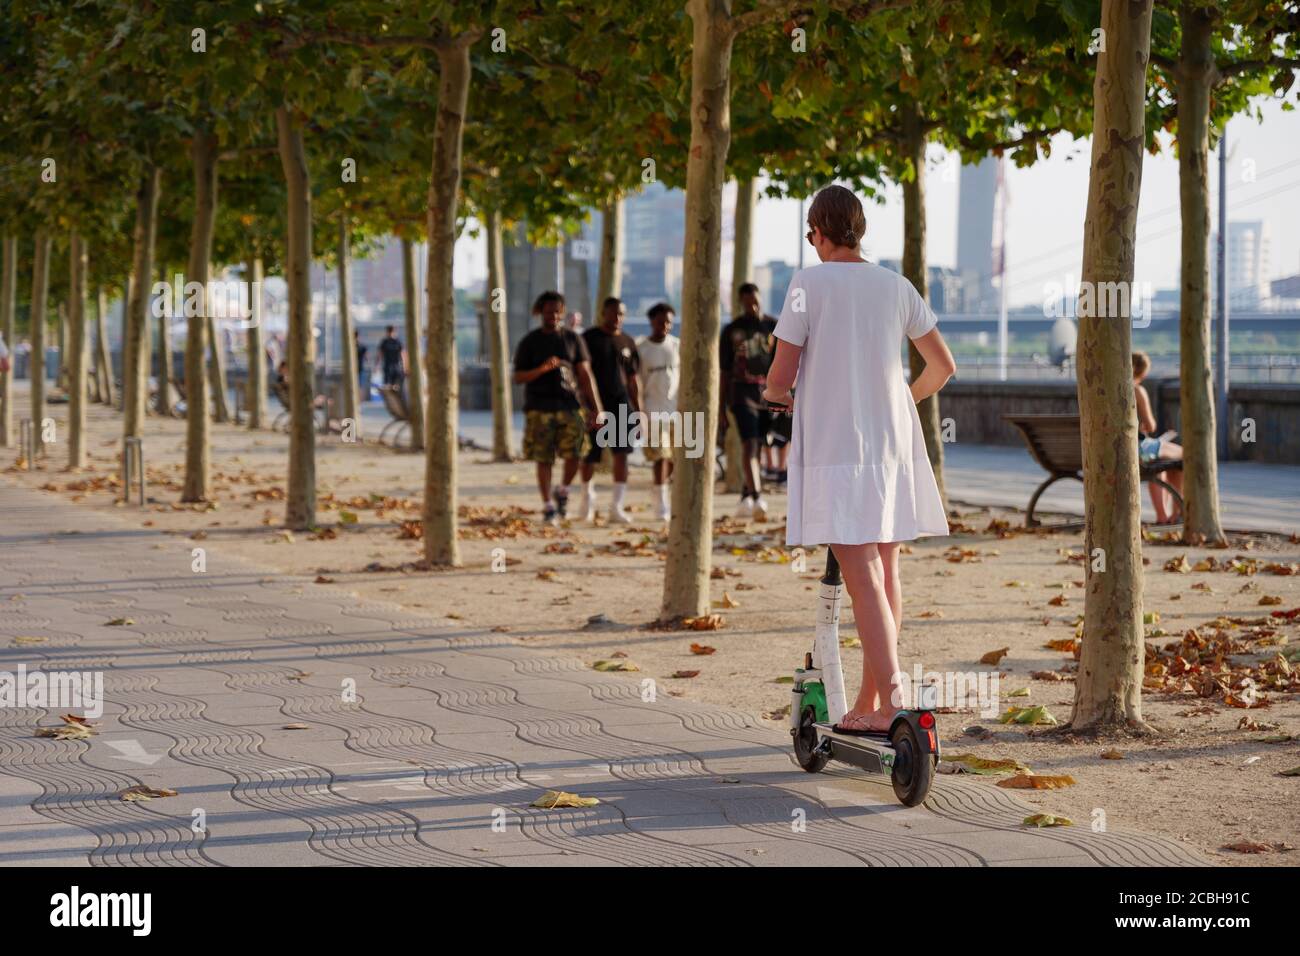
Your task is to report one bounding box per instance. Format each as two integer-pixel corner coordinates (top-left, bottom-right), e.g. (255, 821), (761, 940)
(815, 721), (892, 744)
(813, 722), (894, 775)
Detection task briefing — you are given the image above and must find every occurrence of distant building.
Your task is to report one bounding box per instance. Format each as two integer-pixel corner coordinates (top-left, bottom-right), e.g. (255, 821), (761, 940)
(751, 260), (796, 316)
(877, 258), (964, 313)
(1211, 220), (1272, 309)
(1271, 274), (1300, 301)
(502, 224), (599, 350)
(956, 157), (998, 312)
(625, 182), (685, 262)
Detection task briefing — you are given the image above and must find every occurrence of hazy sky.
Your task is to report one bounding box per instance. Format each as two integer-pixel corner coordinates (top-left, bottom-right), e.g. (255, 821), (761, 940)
(454, 98), (1300, 309)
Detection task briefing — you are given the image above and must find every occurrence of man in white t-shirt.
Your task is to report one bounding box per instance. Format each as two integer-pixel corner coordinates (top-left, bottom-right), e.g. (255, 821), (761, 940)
(635, 302), (680, 520)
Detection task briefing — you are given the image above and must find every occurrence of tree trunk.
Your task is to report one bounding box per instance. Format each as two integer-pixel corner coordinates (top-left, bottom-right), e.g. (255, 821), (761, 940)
(0, 234), (15, 446)
(1175, 4), (1225, 546)
(277, 107), (317, 529)
(900, 105), (947, 510)
(731, 175), (756, 315)
(661, 0), (732, 620)
(1070, 0), (1154, 735)
(94, 286), (114, 408)
(401, 238), (426, 452)
(29, 230), (51, 460)
(485, 208), (513, 461)
(337, 214), (360, 433)
(67, 233), (88, 470)
(124, 168), (159, 443)
(156, 262), (174, 415)
(182, 130), (217, 502)
(246, 256), (267, 429)
(596, 196), (624, 312)
(422, 36), (472, 567)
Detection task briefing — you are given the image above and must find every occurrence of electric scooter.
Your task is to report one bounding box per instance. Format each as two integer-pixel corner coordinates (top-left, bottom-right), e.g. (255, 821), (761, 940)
(789, 549), (940, 806)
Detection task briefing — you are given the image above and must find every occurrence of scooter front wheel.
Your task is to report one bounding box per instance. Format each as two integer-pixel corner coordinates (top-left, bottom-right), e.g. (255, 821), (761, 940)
(889, 720), (934, 806)
(792, 705), (829, 773)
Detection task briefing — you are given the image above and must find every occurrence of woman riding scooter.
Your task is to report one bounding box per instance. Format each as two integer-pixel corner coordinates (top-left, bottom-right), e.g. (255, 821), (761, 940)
(763, 185), (956, 735)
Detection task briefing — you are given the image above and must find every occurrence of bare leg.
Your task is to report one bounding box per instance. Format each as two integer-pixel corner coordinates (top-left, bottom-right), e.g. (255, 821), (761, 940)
(831, 542), (902, 731)
(879, 541), (902, 632)
(560, 457), (580, 487)
(851, 542), (900, 715)
(536, 462), (552, 504)
(742, 438), (762, 497)
(1162, 442), (1184, 520)
(1147, 480), (1169, 524)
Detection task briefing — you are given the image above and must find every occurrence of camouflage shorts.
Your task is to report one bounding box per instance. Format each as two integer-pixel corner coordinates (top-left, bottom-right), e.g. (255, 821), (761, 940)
(523, 409), (588, 463)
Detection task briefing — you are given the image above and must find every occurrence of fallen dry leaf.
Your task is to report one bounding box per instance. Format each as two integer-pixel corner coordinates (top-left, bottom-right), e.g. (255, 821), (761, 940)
(118, 785), (179, 802)
(998, 774), (1076, 790)
(682, 614), (724, 631)
(531, 789), (599, 809)
(980, 647), (1010, 666)
(1024, 813), (1073, 827)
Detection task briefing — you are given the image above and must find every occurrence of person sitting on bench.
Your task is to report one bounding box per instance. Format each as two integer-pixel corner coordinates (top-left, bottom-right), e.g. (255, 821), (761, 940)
(1133, 350), (1184, 525)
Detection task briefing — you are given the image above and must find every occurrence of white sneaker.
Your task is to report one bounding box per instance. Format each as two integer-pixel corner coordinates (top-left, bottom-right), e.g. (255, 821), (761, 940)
(580, 491), (596, 522)
(752, 496), (769, 521)
(733, 496), (754, 519)
(654, 500), (671, 521)
(609, 505), (633, 524)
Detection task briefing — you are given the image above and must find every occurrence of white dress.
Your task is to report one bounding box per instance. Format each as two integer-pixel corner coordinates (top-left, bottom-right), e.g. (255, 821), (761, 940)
(774, 261), (949, 546)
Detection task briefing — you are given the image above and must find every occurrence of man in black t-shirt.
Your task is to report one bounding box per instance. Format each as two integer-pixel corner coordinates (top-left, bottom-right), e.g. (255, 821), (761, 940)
(513, 290), (603, 525)
(720, 283), (776, 520)
(377, 326), (405, 386)
(579, 297), (640, 524)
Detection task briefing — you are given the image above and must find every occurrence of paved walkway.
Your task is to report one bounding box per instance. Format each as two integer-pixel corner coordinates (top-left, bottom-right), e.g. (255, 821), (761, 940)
(0, 481), (1204, 867)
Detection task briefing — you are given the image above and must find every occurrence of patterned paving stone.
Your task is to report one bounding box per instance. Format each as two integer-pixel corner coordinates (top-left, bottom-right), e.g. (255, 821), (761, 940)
(0, 481), (1206, 867)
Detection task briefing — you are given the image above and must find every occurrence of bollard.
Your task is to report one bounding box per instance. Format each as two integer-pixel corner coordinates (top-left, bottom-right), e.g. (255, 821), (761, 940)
(19, 418), (35, 471)
(122, 436), (146, 506)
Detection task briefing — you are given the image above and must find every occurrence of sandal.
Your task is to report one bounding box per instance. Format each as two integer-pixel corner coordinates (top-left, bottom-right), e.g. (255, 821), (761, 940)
(833, 712), (893, 736)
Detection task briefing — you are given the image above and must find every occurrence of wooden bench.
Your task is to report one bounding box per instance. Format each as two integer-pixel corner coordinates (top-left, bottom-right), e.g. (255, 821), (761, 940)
(1003, 413), (1183, 527)
(378, 384), (412, 447)
(271, 380), (331, 434)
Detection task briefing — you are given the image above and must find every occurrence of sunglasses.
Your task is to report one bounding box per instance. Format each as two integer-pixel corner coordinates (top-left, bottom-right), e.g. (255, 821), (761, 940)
(805, 228), (815, 245)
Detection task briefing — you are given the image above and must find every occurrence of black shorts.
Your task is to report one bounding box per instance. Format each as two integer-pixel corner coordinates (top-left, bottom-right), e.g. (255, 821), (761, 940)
(732, 402), (770, 443)
(585, 436), (632, 464)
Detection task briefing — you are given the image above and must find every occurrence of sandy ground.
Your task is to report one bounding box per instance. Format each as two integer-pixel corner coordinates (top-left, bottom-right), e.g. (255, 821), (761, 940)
(6, 396), (1299, 866)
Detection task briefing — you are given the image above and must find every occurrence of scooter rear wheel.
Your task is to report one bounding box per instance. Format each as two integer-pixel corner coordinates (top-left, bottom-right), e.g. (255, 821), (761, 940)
(889, 720), (934, 806)
(792, 705), (829, 773)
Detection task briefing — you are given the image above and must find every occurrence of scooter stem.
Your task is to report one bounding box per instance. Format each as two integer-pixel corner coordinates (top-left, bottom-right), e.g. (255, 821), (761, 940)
(814, 548), (848, 724)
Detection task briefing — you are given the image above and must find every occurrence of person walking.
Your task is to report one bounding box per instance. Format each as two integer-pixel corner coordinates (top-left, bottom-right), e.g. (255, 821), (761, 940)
(763, 185), (955, 736)
(377, 325), (405, 387)
(636, 302), (680, 521)
(721, 282), (777, 520)
(579, 297), (641, 523)
(513, 291), (603, 525)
